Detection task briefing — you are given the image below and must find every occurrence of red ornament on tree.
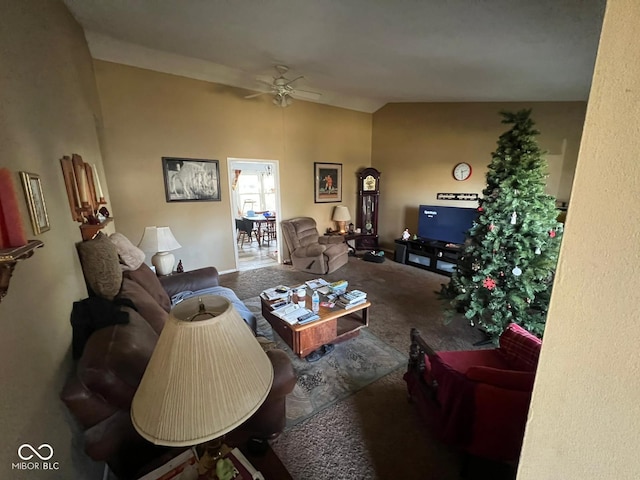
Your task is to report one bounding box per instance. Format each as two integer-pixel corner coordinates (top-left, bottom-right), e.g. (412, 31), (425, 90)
(477, 207), (484, 212)
(482, 277), (497, 290)
(549, 230), (556, 238)
(488, 223), (495, 231)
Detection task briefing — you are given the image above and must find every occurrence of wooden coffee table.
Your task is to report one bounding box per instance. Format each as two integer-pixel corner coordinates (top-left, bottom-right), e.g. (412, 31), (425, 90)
(261, 293), (370, 358)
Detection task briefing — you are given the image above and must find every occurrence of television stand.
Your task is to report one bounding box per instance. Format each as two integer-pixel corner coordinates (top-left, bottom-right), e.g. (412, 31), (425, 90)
(394, 238), (462, 276)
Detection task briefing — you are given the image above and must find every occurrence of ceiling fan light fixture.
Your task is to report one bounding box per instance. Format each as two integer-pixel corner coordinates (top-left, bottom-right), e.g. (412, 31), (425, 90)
(273, 93), (292, 108)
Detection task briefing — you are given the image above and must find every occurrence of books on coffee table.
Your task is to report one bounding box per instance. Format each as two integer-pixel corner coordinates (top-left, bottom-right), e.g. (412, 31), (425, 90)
(336, 289), (367, 309)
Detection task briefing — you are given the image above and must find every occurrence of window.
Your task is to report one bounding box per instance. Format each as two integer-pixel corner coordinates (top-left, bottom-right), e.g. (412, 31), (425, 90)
(237, 171), (275, 213)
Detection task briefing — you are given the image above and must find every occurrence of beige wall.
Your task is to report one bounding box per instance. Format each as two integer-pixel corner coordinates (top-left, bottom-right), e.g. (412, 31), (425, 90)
(0, 0), (106, 478)
(518, 1), (640, 479)
(93, 61), (372, 271)
(371, 102), (586, 249)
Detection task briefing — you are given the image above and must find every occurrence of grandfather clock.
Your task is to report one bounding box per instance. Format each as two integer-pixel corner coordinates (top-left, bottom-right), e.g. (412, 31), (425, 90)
(356, 167), (381, 250)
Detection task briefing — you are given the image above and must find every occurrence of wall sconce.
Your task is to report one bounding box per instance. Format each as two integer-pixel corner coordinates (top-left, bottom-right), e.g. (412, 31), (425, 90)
(60, 154), (106, 223)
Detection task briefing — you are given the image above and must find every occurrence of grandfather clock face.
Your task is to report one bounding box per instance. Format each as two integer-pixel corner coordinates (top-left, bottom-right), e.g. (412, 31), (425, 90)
(363, 175), (376, 192)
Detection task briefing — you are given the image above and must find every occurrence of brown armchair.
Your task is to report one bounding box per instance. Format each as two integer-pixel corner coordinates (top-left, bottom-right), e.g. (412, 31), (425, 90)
(280, 217), (348, 274)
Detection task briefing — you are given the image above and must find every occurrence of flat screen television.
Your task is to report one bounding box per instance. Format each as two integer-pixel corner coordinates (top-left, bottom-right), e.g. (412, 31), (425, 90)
(417, 205), (478, 245)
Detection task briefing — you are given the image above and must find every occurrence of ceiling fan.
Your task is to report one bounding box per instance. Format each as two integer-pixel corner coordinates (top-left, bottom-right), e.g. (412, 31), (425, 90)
(245, 65), (321, 107)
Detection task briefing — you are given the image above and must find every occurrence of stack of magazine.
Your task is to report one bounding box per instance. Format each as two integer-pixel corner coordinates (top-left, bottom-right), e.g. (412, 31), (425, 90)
(336, 289), (367, 309)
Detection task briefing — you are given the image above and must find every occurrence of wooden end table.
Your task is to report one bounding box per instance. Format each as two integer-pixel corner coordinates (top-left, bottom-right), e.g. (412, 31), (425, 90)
(261, 293), (370, 358)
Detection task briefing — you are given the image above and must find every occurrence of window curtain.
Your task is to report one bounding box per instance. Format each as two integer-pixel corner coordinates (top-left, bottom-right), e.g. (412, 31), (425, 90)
(232, 170), (242, 217)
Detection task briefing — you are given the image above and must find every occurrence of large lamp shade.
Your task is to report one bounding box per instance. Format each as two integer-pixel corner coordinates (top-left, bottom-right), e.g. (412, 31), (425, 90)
(131, 295), (274, 446)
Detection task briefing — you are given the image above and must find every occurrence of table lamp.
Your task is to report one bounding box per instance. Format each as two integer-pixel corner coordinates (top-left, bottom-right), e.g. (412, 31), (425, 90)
(138, 226), (181, 275)
(131, 295), (273, 448)
(332, 205), (351, 234)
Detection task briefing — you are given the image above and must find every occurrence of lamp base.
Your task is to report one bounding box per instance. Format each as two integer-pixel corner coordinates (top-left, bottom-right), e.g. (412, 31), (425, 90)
(335, 221), (347, 234)
(152, 251), (175, 276)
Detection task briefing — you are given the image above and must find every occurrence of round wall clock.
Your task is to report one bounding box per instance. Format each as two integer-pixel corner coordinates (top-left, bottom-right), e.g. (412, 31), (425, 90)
(453, 162), (472, 181)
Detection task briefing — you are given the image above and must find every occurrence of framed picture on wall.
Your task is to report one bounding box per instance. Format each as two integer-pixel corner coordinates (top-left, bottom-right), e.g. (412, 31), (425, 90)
(162, 157), (221, 202)
(314, 162), (342, 203)
(19, 171), (50, 235)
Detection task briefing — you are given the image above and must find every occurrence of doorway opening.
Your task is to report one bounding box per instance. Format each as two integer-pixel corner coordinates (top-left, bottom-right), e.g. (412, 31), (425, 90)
(228, 158), (281, 271)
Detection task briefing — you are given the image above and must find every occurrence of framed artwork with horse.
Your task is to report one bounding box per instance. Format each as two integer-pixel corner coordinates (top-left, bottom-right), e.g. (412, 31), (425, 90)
(162, 157), (221, 202)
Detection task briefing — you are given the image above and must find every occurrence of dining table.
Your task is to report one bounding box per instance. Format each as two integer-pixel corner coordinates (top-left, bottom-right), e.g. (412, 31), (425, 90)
(243, 214), (275, 247)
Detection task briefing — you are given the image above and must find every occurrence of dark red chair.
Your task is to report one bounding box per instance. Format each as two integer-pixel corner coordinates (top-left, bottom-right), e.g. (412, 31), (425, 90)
(404, 323), (541, 463)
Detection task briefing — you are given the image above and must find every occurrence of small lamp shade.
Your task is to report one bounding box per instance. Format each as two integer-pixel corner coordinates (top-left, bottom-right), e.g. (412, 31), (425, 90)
(131, 295), (274, 447)
(138, 226), (181, 275)
(332, 206), (351, 234)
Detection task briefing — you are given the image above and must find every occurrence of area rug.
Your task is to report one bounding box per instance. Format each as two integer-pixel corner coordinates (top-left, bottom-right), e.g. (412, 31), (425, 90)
(243, 296), (408, 428)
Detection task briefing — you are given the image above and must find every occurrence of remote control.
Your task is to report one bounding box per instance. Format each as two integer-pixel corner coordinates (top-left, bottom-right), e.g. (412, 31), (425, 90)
(298, 312), (316, 322)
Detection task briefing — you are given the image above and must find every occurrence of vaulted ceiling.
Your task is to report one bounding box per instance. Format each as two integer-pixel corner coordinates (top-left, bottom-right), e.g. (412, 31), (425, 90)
(63, 0), (607, 113)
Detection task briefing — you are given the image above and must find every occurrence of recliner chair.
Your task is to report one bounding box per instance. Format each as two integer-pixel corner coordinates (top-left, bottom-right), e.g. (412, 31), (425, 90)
(280, 217), (348, 274)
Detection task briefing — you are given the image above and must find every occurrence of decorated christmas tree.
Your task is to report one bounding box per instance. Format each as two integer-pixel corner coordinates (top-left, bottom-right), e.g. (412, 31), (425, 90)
(441, 109), (563, 340)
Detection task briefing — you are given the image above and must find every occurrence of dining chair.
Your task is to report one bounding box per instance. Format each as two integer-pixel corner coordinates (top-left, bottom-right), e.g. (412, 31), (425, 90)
(235, 218), (256, 247)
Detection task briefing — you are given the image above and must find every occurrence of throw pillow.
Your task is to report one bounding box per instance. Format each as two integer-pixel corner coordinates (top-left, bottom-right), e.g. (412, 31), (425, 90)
(77, 232), (123, 300)
(123, 263), (172, 312)
(499, 323), (542, 372)
(109, 232), (146, 271)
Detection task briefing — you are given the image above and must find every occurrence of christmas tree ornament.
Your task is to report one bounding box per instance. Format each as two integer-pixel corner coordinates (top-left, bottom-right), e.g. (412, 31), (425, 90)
(482, 277), (497, 290)
(488, 223), (495, 231)
(472, 262), (480, 271)
(512, 266), (522, 276)
(535, 246), (541, 255)
(549, 230), (556, 238)
(510, 211), (517, 224)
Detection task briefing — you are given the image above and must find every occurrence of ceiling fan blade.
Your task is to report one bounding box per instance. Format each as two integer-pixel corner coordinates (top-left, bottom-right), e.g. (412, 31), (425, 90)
(291, 88), (322, 101)
(255, 75), (276, 86)
(283, 75), (304, 86)
(244, 92), (266, 99)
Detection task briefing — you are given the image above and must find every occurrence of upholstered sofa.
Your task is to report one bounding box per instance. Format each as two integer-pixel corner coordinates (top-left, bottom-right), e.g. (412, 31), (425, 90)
(404, 323), (542, 464)
(280, 217), (348, 274)
(61, 233), (296, 479)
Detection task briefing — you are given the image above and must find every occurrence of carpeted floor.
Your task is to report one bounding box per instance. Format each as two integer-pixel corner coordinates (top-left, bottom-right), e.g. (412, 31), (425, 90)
(220, 256), (515, 480)
(244, 297), (407, 428)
